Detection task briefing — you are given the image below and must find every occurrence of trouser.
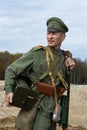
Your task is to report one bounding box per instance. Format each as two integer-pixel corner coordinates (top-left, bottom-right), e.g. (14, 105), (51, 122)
(33, 107), (56, 130)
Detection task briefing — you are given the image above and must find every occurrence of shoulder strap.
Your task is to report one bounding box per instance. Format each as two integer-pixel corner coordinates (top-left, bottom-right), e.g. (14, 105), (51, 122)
(57, 71), (69, 89)
(57, 50), (72, 89)
(34, 45), (46, 51)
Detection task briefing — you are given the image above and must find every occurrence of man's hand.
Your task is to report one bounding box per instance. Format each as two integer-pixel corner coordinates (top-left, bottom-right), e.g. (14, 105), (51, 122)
(5, 92), (13, 106)
(66, 57), (75, 70)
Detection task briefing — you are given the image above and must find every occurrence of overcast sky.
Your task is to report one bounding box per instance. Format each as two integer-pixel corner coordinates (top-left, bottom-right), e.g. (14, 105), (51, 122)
(0, 0), (87, 60)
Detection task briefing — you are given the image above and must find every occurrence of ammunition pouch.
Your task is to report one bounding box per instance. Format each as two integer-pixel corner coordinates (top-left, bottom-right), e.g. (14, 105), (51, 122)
(57, 86), (66, 97)
(36, 82), (66, 97)
(36, 82), (54, 96)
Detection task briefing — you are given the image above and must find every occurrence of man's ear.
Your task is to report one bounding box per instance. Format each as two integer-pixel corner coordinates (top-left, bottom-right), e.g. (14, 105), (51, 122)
(62, 34), (66, 41)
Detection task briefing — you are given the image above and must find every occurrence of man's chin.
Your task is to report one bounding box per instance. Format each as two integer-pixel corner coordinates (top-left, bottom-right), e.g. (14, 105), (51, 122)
(48, 43), (54, 46)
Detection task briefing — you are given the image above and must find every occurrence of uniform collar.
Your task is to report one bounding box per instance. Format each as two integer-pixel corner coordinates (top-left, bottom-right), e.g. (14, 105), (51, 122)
(47, 45), (61, 55)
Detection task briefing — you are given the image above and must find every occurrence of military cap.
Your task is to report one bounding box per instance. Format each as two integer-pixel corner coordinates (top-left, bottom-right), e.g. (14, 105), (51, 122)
(46, 17), (69, 33)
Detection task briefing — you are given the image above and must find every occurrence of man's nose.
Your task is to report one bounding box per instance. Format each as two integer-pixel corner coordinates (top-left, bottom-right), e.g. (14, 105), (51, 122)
(49, 33), (53, 38)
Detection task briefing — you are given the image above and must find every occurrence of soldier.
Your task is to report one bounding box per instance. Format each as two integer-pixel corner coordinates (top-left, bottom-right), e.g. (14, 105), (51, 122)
(5, 17), (75, 130)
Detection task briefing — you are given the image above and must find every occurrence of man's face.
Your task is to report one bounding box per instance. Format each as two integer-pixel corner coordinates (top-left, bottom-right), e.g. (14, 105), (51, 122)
(46, 31), (66, 49)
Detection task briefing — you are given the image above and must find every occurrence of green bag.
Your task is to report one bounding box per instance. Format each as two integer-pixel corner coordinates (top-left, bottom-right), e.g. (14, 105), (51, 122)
(15, 98), (42, 130)
(13, 79), (44, 130)
(10, 79), (39, 110)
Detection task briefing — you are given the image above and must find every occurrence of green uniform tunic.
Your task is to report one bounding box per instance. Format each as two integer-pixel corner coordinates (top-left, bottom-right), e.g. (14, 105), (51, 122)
(5, 45), (67, 130)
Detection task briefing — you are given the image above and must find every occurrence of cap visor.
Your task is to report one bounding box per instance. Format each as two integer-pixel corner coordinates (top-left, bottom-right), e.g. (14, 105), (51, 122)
(47, 28), (61, 32)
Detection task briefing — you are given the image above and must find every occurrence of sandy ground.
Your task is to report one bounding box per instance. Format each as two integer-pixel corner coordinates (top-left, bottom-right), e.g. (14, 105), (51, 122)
(0, 81), (87, 130)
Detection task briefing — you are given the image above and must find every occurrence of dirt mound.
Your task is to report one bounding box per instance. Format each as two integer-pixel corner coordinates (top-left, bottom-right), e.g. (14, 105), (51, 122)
(0, 81), (5, 91)
(69, 84), (87, 128)
(0, 81), (87, 129)
(0, 117), (17, 130)
(57, 125), (87, 130)
(0, 117), (86, 130)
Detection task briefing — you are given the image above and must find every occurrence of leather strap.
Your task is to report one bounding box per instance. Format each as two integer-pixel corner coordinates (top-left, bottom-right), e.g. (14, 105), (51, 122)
(46, 46), (58, 114)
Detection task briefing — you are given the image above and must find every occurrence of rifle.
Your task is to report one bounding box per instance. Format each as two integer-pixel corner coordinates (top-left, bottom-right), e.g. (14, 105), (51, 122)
(62, 67), (72, 130)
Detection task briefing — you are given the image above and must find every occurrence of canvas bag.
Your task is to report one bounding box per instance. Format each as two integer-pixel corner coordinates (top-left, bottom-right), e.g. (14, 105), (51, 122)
(15, 95), (44, 130)
(10, 79), (39, 110)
